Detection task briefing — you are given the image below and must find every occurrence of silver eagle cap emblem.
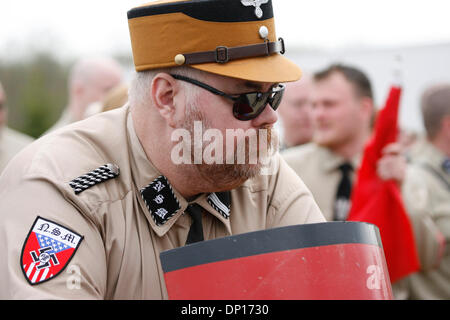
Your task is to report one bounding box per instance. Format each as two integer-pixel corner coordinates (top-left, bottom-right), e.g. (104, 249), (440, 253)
(241, 0), (269, 19)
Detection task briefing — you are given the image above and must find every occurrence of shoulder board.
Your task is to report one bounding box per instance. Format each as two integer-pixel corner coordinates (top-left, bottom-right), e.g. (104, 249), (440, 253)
(69, 163), (120, 195)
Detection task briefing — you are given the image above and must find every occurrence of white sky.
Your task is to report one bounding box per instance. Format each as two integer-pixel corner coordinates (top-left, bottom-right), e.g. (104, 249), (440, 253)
(1, 0), (450, 61)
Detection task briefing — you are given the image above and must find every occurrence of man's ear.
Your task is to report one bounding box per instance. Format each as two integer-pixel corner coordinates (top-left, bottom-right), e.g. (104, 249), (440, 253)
(360, 96), (375, 125)
(151, 73), (182, 128)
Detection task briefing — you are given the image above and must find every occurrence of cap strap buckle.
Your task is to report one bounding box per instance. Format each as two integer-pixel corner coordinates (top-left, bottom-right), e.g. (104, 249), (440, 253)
(278, 37), (285, 55)
(215, 46), (229, 64)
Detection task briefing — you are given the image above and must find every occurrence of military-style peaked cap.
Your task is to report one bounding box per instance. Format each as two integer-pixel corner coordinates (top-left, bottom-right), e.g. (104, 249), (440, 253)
(127, 0), (302, 83)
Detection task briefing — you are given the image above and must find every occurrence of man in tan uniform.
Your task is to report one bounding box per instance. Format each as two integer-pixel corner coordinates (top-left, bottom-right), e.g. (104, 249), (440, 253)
(282, 64), (405, 222)
(402, 84), (450, 299)
(0, 0), (324, 299)
(282, 64), (375, 221)
(0, 81), (34, 173)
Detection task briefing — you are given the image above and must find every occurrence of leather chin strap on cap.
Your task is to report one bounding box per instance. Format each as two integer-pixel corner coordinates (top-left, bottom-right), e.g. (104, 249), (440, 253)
(175, 38), (285, 65)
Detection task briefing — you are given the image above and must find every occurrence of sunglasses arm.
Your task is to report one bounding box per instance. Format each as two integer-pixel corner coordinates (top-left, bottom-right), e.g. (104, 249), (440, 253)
(170, 74), (237, 101)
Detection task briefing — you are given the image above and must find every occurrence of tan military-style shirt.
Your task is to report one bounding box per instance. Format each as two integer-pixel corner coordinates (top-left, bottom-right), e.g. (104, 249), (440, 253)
(281, 143), (360, 221)
(0, 105), (325, 300)
(402, 142), (450, 299)
(0, 127), (34, 174)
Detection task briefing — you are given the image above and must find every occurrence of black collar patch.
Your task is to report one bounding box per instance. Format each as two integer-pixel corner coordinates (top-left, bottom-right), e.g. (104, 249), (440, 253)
(207, 191), (231, 219)
(140, 176), (181, 226)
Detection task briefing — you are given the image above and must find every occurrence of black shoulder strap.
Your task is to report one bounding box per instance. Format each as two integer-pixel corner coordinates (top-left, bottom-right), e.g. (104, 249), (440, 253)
(69, 164), (120, 195)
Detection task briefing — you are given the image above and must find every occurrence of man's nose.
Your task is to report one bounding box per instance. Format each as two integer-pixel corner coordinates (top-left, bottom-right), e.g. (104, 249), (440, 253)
(251, 103), (278, 128)
(312, 104), (326, 121)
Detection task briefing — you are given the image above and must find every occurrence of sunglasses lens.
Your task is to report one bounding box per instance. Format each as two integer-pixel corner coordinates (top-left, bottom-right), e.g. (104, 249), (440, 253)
(233, 101), (254, 120)
(270, 90), (284, 111)
(233, 93), (270, 120)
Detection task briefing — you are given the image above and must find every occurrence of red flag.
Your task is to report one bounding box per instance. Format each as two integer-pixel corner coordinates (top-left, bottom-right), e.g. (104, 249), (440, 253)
(347, 86), (420, 284)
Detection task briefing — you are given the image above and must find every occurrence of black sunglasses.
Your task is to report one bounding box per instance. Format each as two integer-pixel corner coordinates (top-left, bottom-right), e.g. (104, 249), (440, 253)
(170, 74), (285, 121)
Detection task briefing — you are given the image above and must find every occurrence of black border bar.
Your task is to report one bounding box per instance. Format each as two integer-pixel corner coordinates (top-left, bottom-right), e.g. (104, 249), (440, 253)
(160, 221), (382, 273)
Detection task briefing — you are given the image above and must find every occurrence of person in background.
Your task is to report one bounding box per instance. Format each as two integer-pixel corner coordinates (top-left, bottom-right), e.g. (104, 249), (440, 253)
(282, 63), (410, 299)
(101, 84), (129, 113)
(402, 83), (450, 299)
(283, 64), (407, 220)
(0, 81), (34, 173)
(277, 75), (314, 150)
(43, 56), (123, 134)
(282, 64), (384, 221)
(83, 83), (129, 118)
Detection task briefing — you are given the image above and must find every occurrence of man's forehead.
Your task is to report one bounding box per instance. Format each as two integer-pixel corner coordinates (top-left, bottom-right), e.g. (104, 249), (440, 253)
(311, 83), (345, 103)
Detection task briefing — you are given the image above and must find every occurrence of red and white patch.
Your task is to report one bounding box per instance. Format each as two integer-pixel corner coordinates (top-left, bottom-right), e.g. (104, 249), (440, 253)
(21, 216), (83, 285)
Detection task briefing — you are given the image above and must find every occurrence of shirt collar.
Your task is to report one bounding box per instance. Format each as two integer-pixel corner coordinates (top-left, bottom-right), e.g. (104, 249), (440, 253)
(319, 146), (361, 173)
(422, 142), (449, 175)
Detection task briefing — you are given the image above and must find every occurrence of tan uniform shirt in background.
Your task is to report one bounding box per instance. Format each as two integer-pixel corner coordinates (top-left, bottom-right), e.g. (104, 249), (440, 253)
(0, 105), (325, 299)
(402, 142), (450, 299)
(0, 126), (34, 174)
(282, 143), (414, 299)
(281, 143), (360, 221)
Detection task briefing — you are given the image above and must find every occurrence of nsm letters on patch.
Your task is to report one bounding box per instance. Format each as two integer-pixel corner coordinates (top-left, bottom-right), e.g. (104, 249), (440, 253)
(21, 216), (83, 285)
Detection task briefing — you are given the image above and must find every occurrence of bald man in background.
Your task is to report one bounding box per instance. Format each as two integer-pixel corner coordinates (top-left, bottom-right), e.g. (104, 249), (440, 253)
(44, 56), (124, 134)
(0, 81), (34, 173)
(277, 75), (314, 149)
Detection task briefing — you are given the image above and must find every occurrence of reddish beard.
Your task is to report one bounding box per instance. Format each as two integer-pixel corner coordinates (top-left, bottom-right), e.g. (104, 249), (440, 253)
(180, 105), (278, 190)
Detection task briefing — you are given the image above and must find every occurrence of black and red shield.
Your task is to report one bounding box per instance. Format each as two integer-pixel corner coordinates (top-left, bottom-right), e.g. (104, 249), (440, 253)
(160, 222), (393, 300)
(21, 216), (83, 285)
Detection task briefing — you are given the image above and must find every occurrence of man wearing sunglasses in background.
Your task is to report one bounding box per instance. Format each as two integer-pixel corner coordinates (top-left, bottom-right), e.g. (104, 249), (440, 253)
(0, 0), (325, 299)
